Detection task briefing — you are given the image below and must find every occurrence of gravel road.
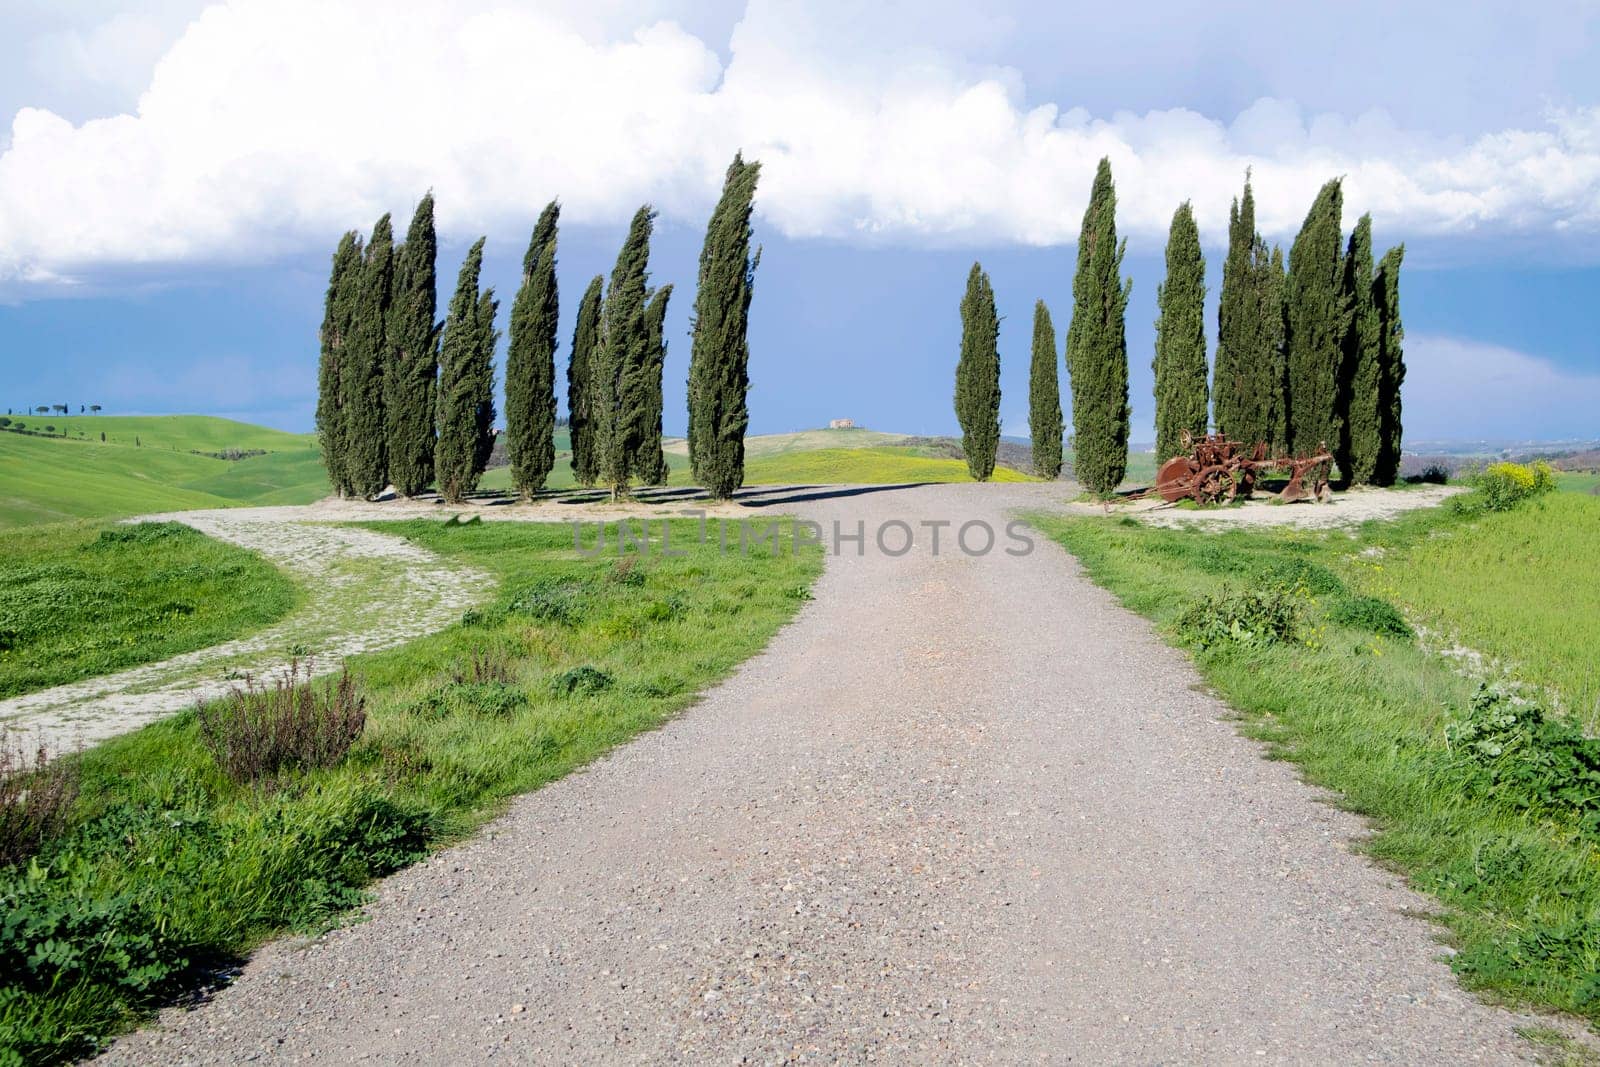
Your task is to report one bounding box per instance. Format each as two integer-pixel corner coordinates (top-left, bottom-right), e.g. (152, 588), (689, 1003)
(103, 484), (1562, 1064)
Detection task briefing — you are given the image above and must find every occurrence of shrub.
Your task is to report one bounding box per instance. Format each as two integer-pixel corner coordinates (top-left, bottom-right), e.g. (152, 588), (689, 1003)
(1260, 557), (1344, 596)
(551, 665), (613, 696)
(1177, 584), (1307, 650)
(507, 578), (592, 625)
(607, 555), (646, 587)
(196, 662), (366, 784)
(1325, 595), (1414, 639)
(0, 736), (79, 869)
(1446, 686), (1600, 838)
(1405, 463), (1451, 485)
(453, 647), (516, 685)
(1467, 460), (1557, 512)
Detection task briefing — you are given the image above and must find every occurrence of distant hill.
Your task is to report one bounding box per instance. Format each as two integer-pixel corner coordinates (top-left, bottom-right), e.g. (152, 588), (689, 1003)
(0, 415), (329, 527)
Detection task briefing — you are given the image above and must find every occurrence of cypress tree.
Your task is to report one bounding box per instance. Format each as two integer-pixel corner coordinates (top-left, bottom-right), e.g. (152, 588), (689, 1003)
(1263, 244), (1290, 455)
(436, 239), (496, 503)
(316, 231), (362, 496)
(568, 275), (604, 486)
(1028, 300), (1063, 479)
(387, 194), (440, 498)
(953, 262), (1000, 481)
(1153, 201), (1208, 462)
(1285, 178), (1352, 458)
(688, 154), (762, 499)
(1213, 177), (1255, 442)
(1339, 214), (1382, 484)
(634, 284), (673, 486)
(1374, 244), (1406, 485)
(595, 206), (656, 499)
(506, 201), (560, 499)
(1065, 157), (1132, 495)
(342, 215), (393, 498)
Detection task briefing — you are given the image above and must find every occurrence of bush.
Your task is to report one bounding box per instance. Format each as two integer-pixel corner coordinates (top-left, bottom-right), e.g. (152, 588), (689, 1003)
(1325, 595), (1414, 640)
(1467, 460), (1556, 512)
(1260, 557), (1344, 596)
(507, 578), (592, 625)
(0, 737), (79, 870)
(196, 662), (366, 784)
(1177, 584), (1307, 650)
(1446, 686), (1600, 838)
(551, 665), (613, 696)
(1405, 463), (1451, 485)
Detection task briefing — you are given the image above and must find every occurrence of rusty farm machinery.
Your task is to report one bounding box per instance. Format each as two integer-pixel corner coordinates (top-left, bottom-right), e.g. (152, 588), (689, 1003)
(1144, 431), (1334, 506)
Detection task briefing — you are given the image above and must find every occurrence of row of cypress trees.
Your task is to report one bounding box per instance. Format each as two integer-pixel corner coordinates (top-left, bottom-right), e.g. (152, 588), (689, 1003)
(316, 154), (763, 504)
(1166, 174), (1406, 484)
(317, 196), (499, 505)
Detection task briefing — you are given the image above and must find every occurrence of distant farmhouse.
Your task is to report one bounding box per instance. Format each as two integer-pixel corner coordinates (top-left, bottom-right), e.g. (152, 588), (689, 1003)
(828, 418), (855, 429)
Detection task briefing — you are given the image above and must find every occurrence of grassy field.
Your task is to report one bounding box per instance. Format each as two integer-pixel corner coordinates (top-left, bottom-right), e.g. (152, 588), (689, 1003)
(0, 418), (329, 527)
(0, 521), (298, 699)
(0, 518), (821, 1062)
(5, 415), (313, 454)
(1028, 487), (1600, 1025)
(1555, 470), (1600, 494)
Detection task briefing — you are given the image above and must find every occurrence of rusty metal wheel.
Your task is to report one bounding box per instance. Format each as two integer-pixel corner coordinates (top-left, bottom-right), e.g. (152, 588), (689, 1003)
(1155, 455), (1199, 503)
(1195, 464), (1231, 505)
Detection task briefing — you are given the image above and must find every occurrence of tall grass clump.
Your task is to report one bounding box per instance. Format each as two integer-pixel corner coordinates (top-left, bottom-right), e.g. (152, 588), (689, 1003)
(0, 735), (79, 868)
(197, 661), (366, 783)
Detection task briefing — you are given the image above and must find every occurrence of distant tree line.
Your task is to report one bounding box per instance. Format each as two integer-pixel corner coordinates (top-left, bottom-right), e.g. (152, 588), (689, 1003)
(316, 154), (761, 504)
(957, 162), (1405, 493)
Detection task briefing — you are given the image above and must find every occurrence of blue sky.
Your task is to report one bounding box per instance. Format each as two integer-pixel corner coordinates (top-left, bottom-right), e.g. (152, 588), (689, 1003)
(1, 1), (1597, 443)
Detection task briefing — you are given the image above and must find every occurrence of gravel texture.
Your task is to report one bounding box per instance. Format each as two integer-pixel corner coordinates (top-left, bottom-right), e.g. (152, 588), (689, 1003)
(1063, 484), (1464, 529)
(101, 484), (1568, 1064)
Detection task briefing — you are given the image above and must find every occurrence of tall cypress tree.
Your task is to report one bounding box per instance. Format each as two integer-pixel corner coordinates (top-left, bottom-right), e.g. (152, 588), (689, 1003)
(317, 231), (362, 496)
(1065, 158), (1132, 495)
(953, 262), (1000, 481)
(436, 239), (496, 503)
(1339, 214), (1382, 484)
(1213, 177), (1255, 442)
(506, 201), (560, 499)
(595, 206), (656, 499)
(1153, 201), (1208, 463)
(1263, 244), (1290, 455)
(688, 154), (762, 499)
(342, 215), (393, 498)
(567, 275), (604, 487)
(386, 194), (440, 498)
(634, 284), (673, 486)
(1028, 300), (1063, 479)
(1374, 244), (1406, 486)
(1285, 178), (1352, 458)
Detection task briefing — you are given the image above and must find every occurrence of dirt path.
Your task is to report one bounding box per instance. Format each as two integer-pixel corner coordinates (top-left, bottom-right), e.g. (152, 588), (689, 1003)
(103, 484), (1564, 1064)
(0, 510), (486, 752)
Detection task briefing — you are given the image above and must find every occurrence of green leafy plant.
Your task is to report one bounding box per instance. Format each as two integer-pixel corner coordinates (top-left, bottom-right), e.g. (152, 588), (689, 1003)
(1464, 460), (1556, 513)
(1325, 595), (1414, 640)
(1446, 686), (1600, 838)
(550, 665), (613, 696)
(1177, 583), (1307, 650)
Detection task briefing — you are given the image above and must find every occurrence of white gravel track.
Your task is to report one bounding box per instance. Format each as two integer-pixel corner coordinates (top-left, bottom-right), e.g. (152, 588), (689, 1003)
(98, 484), (1572, 1064)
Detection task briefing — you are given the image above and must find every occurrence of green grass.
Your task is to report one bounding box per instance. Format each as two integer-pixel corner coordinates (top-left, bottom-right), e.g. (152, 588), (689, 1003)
(1028, 490), (1600, 1026)
(0, 518), (821, 1062)
(7, 415), (313, 454)
(0, 419), (329, 527)
(0, 521), (298, 699)
(734, 446), (1033, 484)
(1555, 470), (1600, 494)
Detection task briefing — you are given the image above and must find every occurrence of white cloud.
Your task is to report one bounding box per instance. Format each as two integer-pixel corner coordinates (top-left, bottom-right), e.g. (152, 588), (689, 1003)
(1, 0), (1599, 286)
(1403, 334), (1600, 442)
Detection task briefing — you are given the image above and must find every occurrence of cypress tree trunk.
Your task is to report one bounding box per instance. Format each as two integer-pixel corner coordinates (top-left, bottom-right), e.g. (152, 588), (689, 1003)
(386, 194), (441, 498)
(567, 275), (604, 487)
(1339, 214), (1382, 484)
(1065, 158), (1132, 495)
(1374, 244), (1406, 486)
(953, 262), (1001, 481)
(1153, 201), (1208, 463)
(343, 215), (393, 498)
(1285, 179), (1352, 458)
(595, 207), (656, 500)
(1028, 300), (1063, 479)
(316, 231), (362, 497)
(633, 284), (673, 486)
(472, 287), (500, 479)
(506, 201), (560, 499)
(688, 154), (762, 499)
(437, 239), (494, 504)
(1213, 178), (1254, 442)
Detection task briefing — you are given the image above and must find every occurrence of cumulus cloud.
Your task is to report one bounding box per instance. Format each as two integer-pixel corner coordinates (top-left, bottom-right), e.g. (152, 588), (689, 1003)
(1, 0), (1599, 285)
(1403, 334), (1600, 442)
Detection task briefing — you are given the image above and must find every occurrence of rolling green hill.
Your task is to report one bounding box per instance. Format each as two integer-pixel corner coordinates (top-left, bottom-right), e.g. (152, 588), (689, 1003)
(0, 418), (330, 527)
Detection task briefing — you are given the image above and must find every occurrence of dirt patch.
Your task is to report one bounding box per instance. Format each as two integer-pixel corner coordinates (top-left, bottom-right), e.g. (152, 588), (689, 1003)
(1062, 484), (1464, 529)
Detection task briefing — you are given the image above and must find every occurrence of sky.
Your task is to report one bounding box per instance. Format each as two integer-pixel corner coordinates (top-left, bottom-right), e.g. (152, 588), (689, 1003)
(0, 0), (1597, 444)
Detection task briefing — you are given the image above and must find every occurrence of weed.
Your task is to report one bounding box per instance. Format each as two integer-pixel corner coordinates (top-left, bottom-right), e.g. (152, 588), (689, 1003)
(1325, 595), (1414, 640)
(196, 661), (366, 784)
(1177, 584), (1307, 650)
(607, 555), (646, 587)
(551, 665), (614, 696)
(1446, 687), (1600, 838)
(0, 735), (79, 869)
(507, 578), (592, 626)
